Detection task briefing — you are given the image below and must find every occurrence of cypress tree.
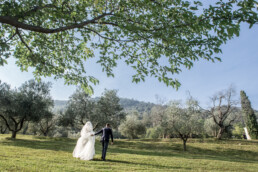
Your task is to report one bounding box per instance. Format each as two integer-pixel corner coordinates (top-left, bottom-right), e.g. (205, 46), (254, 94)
(240, 91), (258, 139)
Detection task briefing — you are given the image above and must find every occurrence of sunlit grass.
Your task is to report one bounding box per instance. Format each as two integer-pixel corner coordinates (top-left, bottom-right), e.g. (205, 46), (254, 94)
(0, 134), (257, 171)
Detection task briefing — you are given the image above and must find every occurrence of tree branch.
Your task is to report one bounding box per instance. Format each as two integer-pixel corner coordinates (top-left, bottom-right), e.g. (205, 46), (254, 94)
(0, 114), (13, 131)
(10, 116), (18, 126)
(4, 32), (17, 44)
(0, 12), (113, 34)
(16, 28), (33, 53)
(17, 117), (26, 131)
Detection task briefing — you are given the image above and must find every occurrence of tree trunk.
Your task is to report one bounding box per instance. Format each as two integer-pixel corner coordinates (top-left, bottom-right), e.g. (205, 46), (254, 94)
(11, 123), (19, 139)
(11, 130), (17, 139)
(217, 127), (224, 139)
(183, 140), (187, 151)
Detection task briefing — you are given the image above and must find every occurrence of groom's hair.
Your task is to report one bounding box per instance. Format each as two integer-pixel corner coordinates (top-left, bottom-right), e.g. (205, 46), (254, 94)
(106, 123), (110, 127)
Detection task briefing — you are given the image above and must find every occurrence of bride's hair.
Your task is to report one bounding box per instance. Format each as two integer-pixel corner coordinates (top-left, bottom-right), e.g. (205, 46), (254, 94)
(81, 121), (93, 136)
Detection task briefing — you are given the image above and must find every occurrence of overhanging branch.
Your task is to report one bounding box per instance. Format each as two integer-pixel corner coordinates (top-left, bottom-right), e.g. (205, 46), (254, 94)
(0, 12), (113, 34)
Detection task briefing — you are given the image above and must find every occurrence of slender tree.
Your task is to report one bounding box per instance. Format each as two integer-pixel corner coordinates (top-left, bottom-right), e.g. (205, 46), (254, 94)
(0, 0), (257, 92)
(39, 112), (56, 136)
(240, 91), (258, 139)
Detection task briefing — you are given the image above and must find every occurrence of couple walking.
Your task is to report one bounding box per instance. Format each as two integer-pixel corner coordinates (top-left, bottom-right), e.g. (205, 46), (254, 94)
(73, 122), (113, 161)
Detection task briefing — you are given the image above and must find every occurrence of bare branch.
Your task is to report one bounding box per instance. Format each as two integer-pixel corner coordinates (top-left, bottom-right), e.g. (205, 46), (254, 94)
(16, 28), (33, 53)
(4, 32), (17, 44)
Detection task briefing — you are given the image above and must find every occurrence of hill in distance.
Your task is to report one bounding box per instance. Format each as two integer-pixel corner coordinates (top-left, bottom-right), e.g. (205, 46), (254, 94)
(53, 98), (156, 114)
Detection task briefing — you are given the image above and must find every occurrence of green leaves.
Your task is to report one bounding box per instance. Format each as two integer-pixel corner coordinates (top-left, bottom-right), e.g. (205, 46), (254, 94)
(0, 0), (257, 93)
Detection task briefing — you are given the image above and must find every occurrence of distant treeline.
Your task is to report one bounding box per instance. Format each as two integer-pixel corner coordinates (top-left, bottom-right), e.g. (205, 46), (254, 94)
(53, 98), (155, 114)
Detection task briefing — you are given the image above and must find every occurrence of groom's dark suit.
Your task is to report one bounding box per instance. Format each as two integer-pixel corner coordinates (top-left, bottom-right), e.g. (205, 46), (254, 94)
(94, 127), (113, 160)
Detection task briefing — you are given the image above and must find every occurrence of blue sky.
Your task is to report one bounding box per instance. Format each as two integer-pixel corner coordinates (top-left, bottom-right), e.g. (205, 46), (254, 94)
(0, 23), (257, 109)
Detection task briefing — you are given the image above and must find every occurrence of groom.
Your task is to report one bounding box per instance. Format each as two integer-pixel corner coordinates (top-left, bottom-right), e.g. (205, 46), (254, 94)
(92, 123), (114, 161)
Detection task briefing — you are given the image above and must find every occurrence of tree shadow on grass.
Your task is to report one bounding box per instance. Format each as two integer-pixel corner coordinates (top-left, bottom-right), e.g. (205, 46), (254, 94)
(1, 136), (257, 165)
(109, 140), (258, 164)
(1, 136), (104, 155)
(106, 159), (192, 170)
(1, 136), (77, 153)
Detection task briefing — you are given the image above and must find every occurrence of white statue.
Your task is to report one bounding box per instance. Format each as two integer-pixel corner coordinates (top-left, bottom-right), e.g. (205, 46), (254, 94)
(244, 127), (252, 140)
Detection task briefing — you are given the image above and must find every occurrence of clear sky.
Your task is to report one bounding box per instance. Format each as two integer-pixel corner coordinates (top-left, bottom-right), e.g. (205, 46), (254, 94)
(0, 23), (257, 109)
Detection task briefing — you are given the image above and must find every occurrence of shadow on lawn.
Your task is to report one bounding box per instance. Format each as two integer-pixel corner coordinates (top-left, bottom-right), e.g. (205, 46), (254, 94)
(1, 136), (77, 153)
(1, 136), (257, 165)
(106, 159), (192, 170)
(1, 136), (105, 155)
(110, 140), (258, 164)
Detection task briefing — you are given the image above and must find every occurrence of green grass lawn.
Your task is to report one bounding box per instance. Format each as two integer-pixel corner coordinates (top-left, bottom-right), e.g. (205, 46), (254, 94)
(0, 134), (257, 172)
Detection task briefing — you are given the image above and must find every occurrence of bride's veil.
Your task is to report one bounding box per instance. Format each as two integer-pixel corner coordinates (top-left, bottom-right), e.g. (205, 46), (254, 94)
(81, 121), (93, 137)
(73, 121), (95, 159)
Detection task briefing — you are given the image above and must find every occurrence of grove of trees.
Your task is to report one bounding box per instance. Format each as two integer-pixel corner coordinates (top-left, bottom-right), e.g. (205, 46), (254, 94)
(58, 89), (126, 132)
(0, 79), (257, 152)
(0, 80), (53, 138)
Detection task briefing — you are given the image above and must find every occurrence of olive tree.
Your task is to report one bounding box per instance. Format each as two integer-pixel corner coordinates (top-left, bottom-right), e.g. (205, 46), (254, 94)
(0, 80), (53, 138)
(209, 86), (238, 139)
(204, 117), (220, 137)
(58, 88), (97, 130)
(38, 111), (56, 136)
(167, 98), (203, 151)
(95, 89), (126, 129)
(119, 112), (146, 139)
(150, 105), (169, 138)
(0, 0), (257, 93)
(59, 89), (125, 130)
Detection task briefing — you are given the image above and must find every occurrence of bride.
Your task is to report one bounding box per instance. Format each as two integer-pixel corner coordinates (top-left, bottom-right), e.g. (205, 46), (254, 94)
(73, 121), (95, 160)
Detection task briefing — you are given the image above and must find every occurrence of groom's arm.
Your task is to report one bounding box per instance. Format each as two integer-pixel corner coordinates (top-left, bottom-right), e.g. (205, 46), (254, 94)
(94, 129), (103, 136)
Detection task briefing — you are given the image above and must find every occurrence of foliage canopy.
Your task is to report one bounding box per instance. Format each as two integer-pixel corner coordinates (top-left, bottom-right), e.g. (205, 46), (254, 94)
(1, 0), (257, 92)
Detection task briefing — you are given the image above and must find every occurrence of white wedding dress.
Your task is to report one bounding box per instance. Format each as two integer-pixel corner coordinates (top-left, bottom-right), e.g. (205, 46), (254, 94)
(73, 121), (95, 160)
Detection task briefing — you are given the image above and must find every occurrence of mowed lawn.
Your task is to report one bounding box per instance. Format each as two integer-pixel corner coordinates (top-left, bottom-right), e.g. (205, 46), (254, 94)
(0, 134), (258, 172)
